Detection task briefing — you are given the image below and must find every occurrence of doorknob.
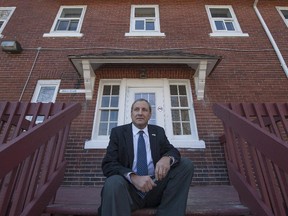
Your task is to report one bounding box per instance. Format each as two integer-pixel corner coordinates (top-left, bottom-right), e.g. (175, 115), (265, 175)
(157, 106), (163, 112)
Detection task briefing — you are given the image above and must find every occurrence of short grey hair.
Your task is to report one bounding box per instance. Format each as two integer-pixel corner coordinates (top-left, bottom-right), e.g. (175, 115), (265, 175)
(131, 98), (152, 113)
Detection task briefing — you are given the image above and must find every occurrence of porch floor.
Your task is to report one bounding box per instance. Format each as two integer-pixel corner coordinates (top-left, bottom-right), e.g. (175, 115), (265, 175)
(45, 185), (252, 216)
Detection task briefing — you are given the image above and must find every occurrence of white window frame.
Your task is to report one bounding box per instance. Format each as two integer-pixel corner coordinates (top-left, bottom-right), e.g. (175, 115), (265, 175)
(28, 80), (60, 124)
(206, 5), (248, 37)
(125, 5), (165, 37)
(85, 79), (204, 149)
(31, 80), (61, 103)
(0, 7), (16, 38)
(277, 7), (288, 27)
(43, 5), (86, 38)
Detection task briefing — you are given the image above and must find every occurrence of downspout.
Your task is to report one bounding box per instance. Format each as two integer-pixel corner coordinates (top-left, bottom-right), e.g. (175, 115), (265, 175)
(254, 0), (288, 78)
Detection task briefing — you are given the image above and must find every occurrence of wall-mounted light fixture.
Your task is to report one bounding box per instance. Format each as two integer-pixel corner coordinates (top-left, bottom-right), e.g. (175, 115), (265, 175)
(1, 40), (22, 53)
(139, 69), (147, 79)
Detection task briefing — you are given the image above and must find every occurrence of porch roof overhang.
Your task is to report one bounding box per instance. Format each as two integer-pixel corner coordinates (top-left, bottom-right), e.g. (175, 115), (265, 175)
(68, 51), (222, 100)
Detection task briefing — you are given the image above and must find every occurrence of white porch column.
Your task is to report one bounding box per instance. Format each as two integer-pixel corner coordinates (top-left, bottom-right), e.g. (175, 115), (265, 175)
(194, 60), (207, 100)
(82, 60), (95, 100)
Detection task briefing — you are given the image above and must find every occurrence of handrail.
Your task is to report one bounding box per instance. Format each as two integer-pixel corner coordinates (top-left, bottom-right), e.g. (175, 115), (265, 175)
(0, 102), (81, 216)
(213, 103), (288, 216)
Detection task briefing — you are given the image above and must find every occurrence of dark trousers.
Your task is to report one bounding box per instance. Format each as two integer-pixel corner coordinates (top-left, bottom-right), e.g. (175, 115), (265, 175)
(99, 157), (194, 216)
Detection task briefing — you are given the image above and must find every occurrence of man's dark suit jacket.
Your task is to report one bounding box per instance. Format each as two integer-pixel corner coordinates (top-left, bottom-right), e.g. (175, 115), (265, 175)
(102, 123), (181, 178)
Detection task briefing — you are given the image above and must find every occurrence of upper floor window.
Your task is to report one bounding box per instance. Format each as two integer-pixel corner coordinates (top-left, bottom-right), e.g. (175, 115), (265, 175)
(277, 7), (288, 27)
(125, 5), (165, 37)
(0, 7), (16, 38)
(206, 5), (248, 37)
(43, 5), (86, 38)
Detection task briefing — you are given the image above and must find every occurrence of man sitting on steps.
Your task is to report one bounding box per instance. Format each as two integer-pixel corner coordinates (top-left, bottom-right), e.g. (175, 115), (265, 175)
(98, 98), (194, 216)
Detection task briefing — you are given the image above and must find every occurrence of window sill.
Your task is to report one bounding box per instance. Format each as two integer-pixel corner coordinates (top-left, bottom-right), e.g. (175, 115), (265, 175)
(125, 32), (166, 37)
(209, 32), (249, 37)
(84, 139), (205, 149)
(43, 32), (83, 38)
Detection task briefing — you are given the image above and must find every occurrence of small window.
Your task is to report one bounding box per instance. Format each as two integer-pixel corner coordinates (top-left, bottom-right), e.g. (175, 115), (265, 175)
(125, 5), (165, 37)
(277, 7), (288, 27)
(0, 7), (16, 38)
(43, 6), (86, 37)
(29, 80), (61, 124)
(206, 5), (248, 37)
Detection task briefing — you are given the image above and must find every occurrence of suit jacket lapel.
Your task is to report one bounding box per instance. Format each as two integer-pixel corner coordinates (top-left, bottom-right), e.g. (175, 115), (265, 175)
(124, 123), (134, 168)
(148, 125), (158, 164)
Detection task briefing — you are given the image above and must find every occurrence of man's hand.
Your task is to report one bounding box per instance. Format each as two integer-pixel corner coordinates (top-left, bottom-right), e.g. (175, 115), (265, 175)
(155, 156), (171, 181)
(130, 174), (157, 193)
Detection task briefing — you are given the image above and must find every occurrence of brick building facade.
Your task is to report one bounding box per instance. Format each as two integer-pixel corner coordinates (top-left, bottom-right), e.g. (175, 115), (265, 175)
(0, 0), (287, 186)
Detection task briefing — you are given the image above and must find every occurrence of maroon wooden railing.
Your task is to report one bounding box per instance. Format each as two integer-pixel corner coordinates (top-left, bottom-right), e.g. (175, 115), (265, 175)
(0, 102), (81, 216)
(213, 103), (288, 216)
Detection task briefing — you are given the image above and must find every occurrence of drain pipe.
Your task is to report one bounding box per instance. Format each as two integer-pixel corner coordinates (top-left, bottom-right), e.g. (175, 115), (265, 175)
(254, 0), (288, 78)
(19, 47), (42, 101)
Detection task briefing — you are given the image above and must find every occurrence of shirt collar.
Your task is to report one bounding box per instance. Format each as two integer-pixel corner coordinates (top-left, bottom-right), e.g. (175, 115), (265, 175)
(132, 123), (148, 136)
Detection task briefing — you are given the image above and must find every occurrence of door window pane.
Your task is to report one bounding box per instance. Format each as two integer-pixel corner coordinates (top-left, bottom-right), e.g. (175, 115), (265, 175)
(135, 93), (156, 125)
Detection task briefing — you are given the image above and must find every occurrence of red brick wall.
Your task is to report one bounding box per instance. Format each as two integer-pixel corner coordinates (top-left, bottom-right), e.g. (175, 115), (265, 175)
(0, 0), (287, 186)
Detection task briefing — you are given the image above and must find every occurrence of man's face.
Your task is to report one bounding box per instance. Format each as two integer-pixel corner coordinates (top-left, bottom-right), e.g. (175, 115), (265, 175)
(131, 101), (152, 129)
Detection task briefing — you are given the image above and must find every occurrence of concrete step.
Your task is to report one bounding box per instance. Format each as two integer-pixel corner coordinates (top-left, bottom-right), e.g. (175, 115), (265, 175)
(44, 185), (252, 216)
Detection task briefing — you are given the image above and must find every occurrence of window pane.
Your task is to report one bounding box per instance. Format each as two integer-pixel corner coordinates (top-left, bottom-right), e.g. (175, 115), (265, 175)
(180, 96), (188, 107)
(170, 96), (179, 107)
(99, 123), (108, 135)
(110, 96), (119, 107)
(103, 86), (111, 95)
(281, 10), (288, 19)
(100, 111), (109, 121)
(61, 8), (82, 18)
(215, 21), (225, 30)
(56, 20), (69, 30)
(210, 8), (232, 18)
(110, 111), (118, 121)
(146, 20), (155, 30)
(135, 20), (144, 30)
(181, 110), (190, 121)
(225, 21), (235, 31)
(172, 110), (180, 121)
(173, 123), (181, 135)
(182, 123), (191, 135)
(68, 20), (79, 31)
(178, 85), (186, 95)
(135, 8), (155, 17)
(112, 85), (119, 95)
(0, 10), (11, 20)
(101, 96), (110, 107)
(170, 85), (178, 95)
(36, 86), (56, 102)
